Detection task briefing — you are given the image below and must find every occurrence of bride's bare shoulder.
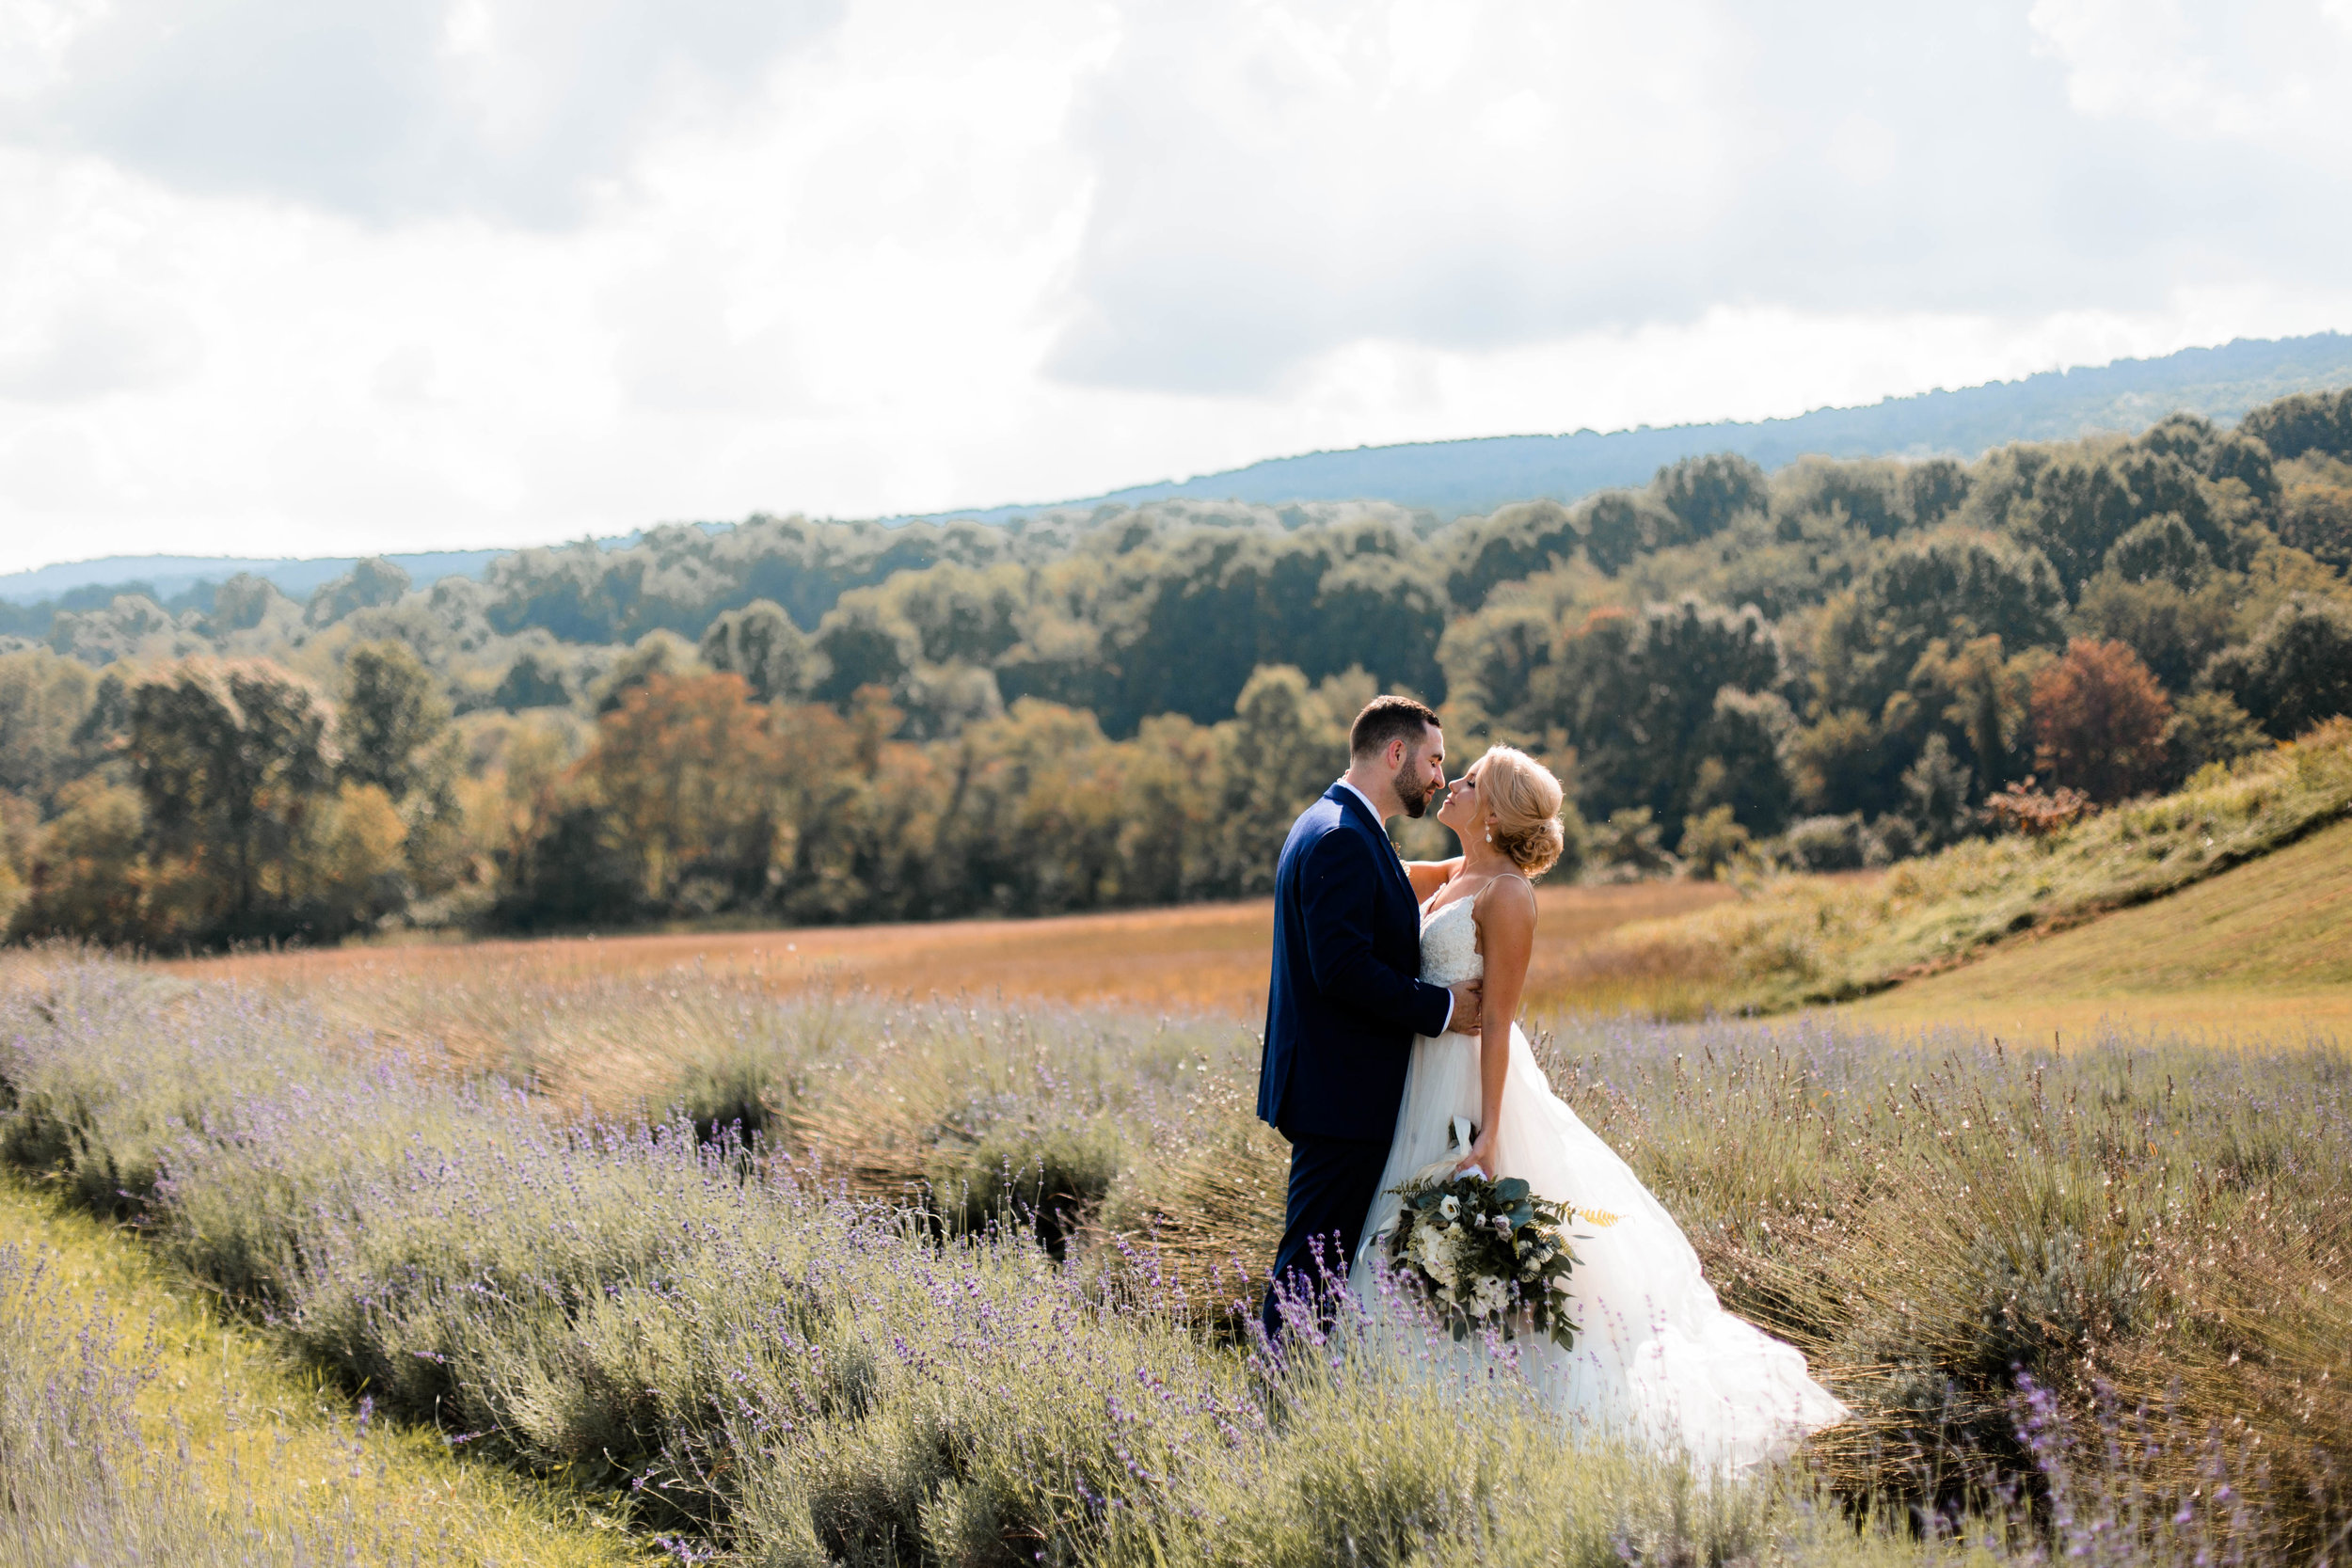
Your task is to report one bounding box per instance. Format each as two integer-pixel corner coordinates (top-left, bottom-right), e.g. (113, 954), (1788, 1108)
(1470, 872), (1537, 927)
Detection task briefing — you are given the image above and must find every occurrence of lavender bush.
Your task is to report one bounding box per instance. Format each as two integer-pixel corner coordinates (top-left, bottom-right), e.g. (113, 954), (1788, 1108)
(5, 950), (2347, 1563)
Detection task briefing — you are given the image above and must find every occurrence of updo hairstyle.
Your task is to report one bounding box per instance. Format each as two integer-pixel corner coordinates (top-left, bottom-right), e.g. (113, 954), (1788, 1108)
(1477, 745), (1566, 878)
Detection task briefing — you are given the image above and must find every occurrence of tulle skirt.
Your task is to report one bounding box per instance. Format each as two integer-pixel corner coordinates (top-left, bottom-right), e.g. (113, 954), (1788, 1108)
(1350, 1024), (1848, 1473)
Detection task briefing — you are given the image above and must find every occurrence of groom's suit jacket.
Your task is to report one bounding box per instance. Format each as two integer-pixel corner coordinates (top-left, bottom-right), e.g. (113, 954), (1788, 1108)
(1258, 783), (1454, 1142)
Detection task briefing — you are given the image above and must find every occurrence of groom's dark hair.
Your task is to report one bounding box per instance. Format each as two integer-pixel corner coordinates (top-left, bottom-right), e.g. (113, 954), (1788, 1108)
(1349, 695), (1440, 760)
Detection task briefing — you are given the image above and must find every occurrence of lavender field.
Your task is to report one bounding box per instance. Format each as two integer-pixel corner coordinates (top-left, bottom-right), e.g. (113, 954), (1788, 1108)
(2, 950), (2347, 1565)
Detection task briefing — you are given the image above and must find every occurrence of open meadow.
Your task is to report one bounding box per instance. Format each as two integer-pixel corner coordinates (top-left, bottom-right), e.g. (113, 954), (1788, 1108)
(153, 878), (1739, 1023)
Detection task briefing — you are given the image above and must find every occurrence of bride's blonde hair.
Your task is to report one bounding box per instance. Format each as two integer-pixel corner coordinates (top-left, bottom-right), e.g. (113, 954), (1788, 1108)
(1476, 746), (1567, 878)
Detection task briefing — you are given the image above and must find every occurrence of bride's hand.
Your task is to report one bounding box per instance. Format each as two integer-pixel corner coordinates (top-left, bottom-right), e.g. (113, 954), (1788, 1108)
(1455, 1131), (1498, 1179)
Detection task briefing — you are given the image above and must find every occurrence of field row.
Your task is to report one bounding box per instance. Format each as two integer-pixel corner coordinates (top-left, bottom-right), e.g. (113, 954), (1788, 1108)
(5, 951), (2347, 1562)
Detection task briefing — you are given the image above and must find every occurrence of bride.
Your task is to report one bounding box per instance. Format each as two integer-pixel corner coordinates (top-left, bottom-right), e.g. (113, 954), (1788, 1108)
(1347, 745), (1847, 1471)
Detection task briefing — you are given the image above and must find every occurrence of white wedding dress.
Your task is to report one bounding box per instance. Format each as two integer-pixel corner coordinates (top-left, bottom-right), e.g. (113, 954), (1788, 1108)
(1348, 890), (1848, 1472)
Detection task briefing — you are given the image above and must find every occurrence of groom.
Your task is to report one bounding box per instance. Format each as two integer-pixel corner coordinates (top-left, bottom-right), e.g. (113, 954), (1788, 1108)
(1257, 695), (1482, 1341)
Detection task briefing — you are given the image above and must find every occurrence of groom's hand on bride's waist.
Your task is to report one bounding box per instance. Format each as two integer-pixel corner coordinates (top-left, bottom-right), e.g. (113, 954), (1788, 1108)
(1449, 981), (1484, 1037)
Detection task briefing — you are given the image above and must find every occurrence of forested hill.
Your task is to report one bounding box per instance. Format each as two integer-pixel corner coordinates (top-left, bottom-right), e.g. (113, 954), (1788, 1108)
(938, 331), (2352, 520)
(5, 383), (2352, 952)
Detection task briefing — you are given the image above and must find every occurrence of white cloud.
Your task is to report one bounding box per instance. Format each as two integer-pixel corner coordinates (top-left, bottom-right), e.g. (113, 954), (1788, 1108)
(2, 0), (843, 222)
(0, 0), (2349, 576)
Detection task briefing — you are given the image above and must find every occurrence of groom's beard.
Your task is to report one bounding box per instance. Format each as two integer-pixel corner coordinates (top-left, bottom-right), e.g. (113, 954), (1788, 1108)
(1393, 764), (1435, 818)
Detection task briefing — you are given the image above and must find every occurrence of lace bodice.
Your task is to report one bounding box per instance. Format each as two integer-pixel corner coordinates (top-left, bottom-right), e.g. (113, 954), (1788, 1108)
(1418, 894), (1483, 988)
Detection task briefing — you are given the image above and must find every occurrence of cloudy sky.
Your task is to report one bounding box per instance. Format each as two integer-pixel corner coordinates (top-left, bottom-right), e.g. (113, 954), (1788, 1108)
(3, 0), (2352, 574)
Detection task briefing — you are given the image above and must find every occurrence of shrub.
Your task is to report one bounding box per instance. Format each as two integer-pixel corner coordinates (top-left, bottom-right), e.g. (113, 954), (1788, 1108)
(1679, 803), (1753, 880)
(1781, 813), (1872, 871)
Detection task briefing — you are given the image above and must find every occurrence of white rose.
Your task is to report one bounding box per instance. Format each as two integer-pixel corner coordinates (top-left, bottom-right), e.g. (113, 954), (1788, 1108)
(1439, 1196), (1460, 1221)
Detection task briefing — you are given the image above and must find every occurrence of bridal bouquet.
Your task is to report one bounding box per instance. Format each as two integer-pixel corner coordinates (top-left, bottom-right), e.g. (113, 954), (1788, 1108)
(1386, 1154), (1581, 1350)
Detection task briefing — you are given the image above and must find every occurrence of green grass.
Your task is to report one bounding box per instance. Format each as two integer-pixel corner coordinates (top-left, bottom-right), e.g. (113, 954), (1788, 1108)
(1609, 719), (2352, 1014)
(0, 1173), (656, 1567)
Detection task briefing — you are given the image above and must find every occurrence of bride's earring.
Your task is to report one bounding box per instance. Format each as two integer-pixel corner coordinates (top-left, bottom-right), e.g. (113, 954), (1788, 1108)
(1483, 825), (1492, 844)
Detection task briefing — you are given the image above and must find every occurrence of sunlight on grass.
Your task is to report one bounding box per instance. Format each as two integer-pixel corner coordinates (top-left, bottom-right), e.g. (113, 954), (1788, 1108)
(0, 1176), (656, 1568)
(1598, 721), (2352, 1015)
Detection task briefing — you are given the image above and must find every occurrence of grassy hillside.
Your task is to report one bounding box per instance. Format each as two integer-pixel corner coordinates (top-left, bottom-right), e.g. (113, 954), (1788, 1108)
(1846, 814), (2352, 1038)
(1600, 720), (2352, 1016)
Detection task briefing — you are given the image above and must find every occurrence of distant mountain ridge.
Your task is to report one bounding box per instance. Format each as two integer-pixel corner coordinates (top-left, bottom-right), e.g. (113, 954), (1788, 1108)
(935, 330), (2352, 522)
(7, 329), (2350, 607)
(0, 549), (509, 608)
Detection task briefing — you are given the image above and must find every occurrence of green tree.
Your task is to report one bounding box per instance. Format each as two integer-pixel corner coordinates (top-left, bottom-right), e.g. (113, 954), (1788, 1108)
(1904, 458), (1971, 528)
(1441, 500), (1581, 610)
(207, 572), (290, 633)
(1813, 531), (2066, 726)
(1219, 664), (1354, 895)
(2239, 388), (2352, 463)
(8, 781), (151, 945)
(128, 660), (337, 937)
(595, 629), (706, 713)
(2102, 514), (2212, 589)
(811, 598), (918, 708)
(700, 598), (823, 704)
(1688, 687), (1796, 835)
(1581, 491), (1681, 574)
(887, 563), (1026, 667)
(1678, 804), (1751, 880)
(2010, 450), (2227, 596)
(2201, 597), (2352, 740)
(493, 647), (573, 711)
(1652, 453), (1766, 540)
(1437, 603), (1557, 744)
(1537, 598), (1782, 843)
(2276, 467), (2352, 573)
(305, 557), (412, 627)
(1114, 713), (1232, 906)
(2162, 690), (2268, 778)
(1900, 732), (1977, 847)
(1772, 456), (1911, 538)
(2071, 573), (2236, 693)
(338, 641), (453, 802)
(0, 649), (96, 806)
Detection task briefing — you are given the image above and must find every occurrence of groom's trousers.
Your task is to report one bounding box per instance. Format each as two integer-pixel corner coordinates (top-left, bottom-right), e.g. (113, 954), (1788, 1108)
(1260, 1133), (1391, 1343)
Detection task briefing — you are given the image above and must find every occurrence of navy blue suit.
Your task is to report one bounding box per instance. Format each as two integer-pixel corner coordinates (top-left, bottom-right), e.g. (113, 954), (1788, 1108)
(1258, 783), (1452, 1338)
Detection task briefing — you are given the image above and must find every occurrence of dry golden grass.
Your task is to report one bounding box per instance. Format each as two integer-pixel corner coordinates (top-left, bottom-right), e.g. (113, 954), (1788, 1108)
(1842, 816), (2352, 1042)
(1599, 723), (2352, 1020)
(160, 879), (1736, 1022)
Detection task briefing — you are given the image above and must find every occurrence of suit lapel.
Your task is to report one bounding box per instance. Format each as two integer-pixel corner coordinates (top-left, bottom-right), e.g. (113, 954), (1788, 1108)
(1329, 783), (1413, 901)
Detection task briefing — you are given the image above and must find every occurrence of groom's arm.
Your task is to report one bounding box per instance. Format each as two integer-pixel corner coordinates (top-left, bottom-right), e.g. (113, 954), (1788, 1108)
(1297, 831), (1454, 1039)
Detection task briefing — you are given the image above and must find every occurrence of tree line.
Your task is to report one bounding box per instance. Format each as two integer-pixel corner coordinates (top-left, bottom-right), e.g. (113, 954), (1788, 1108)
(4, 390), (2351, 945)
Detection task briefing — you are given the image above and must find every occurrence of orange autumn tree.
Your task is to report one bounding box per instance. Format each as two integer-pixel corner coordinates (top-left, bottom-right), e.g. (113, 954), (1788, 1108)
(2029, 638), (2174, 803)
(579, 671), (786, 907)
